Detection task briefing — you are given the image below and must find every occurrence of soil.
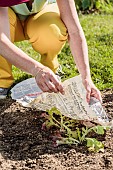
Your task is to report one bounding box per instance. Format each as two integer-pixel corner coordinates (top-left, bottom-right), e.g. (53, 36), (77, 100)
(0, 89), (113, 170)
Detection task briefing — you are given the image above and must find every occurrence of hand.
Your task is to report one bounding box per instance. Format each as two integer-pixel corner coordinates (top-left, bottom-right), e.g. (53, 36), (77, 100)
(35, 66), (65, 94)
(82, 78), (102, 103)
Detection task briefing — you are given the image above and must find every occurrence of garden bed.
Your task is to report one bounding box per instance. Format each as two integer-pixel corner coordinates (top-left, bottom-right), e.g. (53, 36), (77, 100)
(0, 89), (113, 170)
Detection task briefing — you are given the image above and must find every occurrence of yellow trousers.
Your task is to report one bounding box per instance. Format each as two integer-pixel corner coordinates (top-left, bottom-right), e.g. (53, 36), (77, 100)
(0, 3), (68, 88)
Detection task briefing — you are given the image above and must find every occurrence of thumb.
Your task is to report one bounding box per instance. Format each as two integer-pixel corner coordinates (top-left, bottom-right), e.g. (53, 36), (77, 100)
(84, 79), (91, 103)
(86, 89), (91, 103)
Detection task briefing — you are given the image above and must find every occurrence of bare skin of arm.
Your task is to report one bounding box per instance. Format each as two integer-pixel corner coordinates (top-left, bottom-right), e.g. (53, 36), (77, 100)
(0, 7), (64, 94)
(56, 0), (102, 103)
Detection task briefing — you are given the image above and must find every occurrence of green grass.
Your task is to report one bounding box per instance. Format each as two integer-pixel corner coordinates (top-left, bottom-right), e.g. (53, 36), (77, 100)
(13, 14), (113, 90)
(80, 14), (113, 90)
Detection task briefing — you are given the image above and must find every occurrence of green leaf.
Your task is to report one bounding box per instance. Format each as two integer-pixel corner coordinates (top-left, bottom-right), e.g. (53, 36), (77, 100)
(86, 138), (104, 152)
(93, 126), (105, 134)
(92, 125), (110, 135)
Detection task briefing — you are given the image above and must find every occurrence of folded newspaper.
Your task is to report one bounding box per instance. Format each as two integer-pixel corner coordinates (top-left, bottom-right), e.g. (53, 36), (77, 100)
(11, 75), (113, 127)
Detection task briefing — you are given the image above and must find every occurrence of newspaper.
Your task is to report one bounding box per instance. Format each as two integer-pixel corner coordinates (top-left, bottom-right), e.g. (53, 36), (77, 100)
(11, 75), (113, 126)
(11, 77), (43, 106)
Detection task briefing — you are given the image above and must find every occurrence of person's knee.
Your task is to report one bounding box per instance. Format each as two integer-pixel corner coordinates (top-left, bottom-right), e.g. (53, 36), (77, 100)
(46, 13), (68, 40)
(48, 19), (68, 43)
(27, 12), (68, 53)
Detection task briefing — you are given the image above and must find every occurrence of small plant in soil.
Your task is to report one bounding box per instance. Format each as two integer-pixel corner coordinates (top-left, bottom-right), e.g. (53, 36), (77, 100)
(40, 107), (110, 152)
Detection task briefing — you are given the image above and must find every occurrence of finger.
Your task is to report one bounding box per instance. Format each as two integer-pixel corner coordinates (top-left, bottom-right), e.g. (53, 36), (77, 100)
(91, 89), (102, 103)
(45, 79), (58, 93)
(86, 90), (91, 103)
(50, 75), (65, 94)
(36, 71), (59, 93)
(97, 93), (102, 103)
(40, 72), (59, 93)
(84, 79), (91, 103)
(38, 81), (51, 93)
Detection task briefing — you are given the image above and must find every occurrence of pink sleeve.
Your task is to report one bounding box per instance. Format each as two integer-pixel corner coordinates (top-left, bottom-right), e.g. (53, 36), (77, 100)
(0, 0), (29, 7)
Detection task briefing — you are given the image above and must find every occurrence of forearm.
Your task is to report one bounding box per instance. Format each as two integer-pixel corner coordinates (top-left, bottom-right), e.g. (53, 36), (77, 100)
(57, 0), (91, 80)
(0, 7), (44, 77)
(0, 35), (45, 76)
(68, 30), (91, 80)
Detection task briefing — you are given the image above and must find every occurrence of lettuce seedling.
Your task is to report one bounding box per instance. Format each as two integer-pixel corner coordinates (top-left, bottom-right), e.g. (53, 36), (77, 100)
(42, 107), (110, 152)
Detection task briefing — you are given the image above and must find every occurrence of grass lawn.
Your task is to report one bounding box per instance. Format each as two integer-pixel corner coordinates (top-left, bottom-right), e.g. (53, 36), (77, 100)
(13, 14), (113, 90)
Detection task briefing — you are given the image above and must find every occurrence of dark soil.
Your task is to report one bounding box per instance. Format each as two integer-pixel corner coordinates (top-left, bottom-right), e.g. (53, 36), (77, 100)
(0, 89), (113, 170)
